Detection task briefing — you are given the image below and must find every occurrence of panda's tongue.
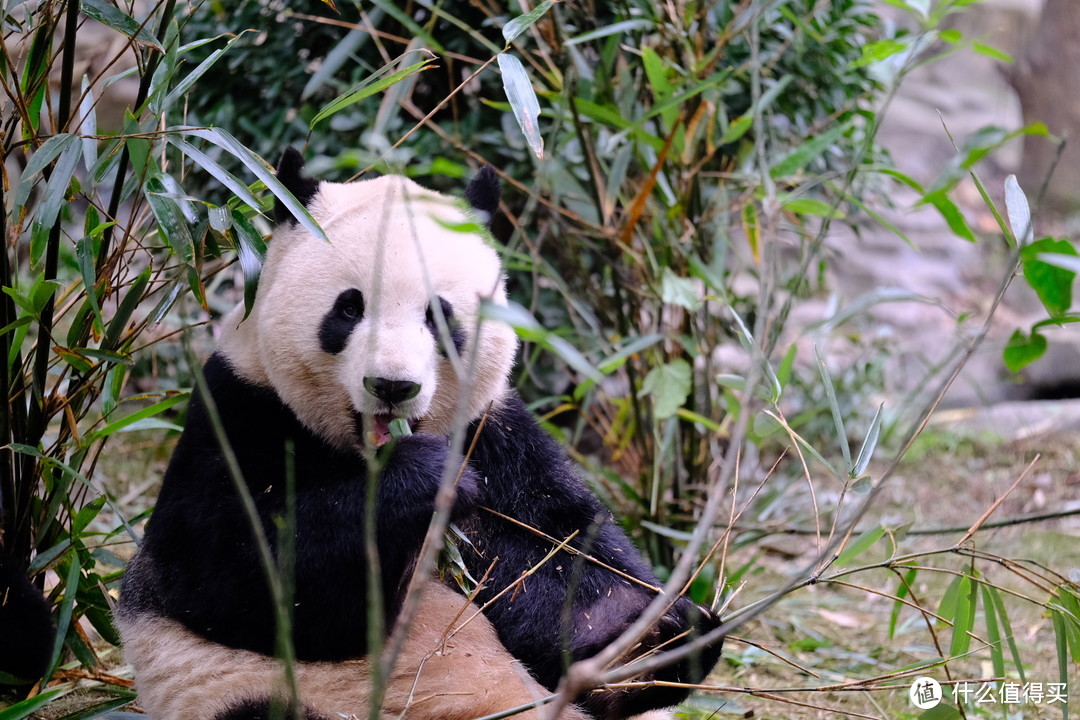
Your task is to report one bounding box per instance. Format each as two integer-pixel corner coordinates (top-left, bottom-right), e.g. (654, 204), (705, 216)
(371, 414), (395, 448)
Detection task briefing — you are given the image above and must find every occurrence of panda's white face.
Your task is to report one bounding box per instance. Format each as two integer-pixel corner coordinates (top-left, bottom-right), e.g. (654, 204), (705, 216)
(219, 175), (518, 452)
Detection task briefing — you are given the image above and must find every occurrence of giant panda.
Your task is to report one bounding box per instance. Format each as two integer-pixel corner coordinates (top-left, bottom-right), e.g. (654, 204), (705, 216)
(116, 148), (724, 720)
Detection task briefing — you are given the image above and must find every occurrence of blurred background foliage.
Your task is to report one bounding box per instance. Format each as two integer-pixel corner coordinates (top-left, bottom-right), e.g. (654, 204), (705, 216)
(1, 0), (1078, 716)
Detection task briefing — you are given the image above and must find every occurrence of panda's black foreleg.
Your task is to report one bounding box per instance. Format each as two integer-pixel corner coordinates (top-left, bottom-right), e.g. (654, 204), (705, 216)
(372, 432), (479, 617)
(463, 393), (725, 719)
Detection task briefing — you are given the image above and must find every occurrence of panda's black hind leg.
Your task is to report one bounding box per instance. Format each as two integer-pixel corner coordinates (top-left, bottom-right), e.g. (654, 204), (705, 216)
(214, 699), (330, 720)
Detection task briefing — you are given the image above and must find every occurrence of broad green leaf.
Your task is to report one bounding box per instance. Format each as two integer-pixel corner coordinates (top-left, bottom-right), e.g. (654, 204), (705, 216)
(502, 0), (555, 44)
(1003, 328), (1047, 372)
(498, 53), (544, 160)
(1021, 237), (1077, 316)
(1039, 252), (1080, 274)
(81, 0), (162, 51)
(640, 359), (691, 419)
(659, 267), (700, 310)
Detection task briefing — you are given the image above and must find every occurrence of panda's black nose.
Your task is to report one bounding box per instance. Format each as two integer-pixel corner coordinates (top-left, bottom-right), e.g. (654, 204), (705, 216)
(363, 377), (421, 405)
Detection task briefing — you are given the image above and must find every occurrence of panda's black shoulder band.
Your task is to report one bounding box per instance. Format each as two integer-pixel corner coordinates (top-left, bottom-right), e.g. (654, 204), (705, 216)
(274, 147), (320, 225)
(465, 164), (500, 224)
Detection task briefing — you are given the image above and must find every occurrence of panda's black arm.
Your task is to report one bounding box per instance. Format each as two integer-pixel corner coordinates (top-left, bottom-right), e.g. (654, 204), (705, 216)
(134, 354), (460, 662)
(465, 392), (723, 718)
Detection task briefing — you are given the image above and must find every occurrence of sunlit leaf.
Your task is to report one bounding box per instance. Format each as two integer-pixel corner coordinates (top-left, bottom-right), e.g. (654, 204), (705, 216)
(497, 53), (544, 160)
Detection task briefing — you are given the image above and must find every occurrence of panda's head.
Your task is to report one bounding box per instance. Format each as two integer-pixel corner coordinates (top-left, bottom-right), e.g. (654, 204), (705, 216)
(219, 149), (518, 452)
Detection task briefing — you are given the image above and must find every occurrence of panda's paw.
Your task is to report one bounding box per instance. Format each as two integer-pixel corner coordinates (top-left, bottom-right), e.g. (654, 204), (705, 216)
(379, 433), (478, 514)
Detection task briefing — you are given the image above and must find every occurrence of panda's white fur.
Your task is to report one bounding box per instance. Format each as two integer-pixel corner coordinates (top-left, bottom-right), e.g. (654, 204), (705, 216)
(218, 174), (518, 451)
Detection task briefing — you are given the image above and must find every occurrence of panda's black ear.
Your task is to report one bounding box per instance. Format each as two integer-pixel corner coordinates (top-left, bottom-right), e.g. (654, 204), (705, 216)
(274, 147), (320, 225)
(465, 164), (500, 227)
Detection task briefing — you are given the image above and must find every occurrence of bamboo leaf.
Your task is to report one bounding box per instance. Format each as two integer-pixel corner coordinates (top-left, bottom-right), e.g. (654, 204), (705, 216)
(29, 140), (82, 267)
(145, 176), (196, 263)
(231, 209), (267, 318)
(165, 135), (262, 212)
(171, 127), (327, 242)
(498, 53), (544, 160)
(835, 525), (885, 567)
(160, 31), (251, 112)
(922, 190), (976, 242)
(851, 403), (884, 479)
(0, 688), (68, 720)
(814, 345), (851, 471)
(564, 19), (653, 46)
(889, 567), (917, 639)
(43, 554), (81, 681)
(770, 120), (852, 179)
(480, 300), (600, 381)
(719, 115), (753, 145)
(980, 586), (1006, 684)
(15, 133), (77, 210)
(502, 0), (555, 44)
(985, 585), (1025, 684)
(948, 573), (977, 657)
(81, 0), (163, 51)
(87, 392), (188, 442)
(781, 197), (845, 218)
(311, 54), (436, 129)
(102, 267), (151, 351)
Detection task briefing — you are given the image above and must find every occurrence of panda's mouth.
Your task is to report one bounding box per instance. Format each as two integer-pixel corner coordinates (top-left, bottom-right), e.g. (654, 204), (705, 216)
(368, 414), (420, 448)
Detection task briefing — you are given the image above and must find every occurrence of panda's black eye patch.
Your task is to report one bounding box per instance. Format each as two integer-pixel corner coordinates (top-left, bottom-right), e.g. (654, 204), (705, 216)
(425, 296), (465, 356)
(319, 289), (365, 354)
